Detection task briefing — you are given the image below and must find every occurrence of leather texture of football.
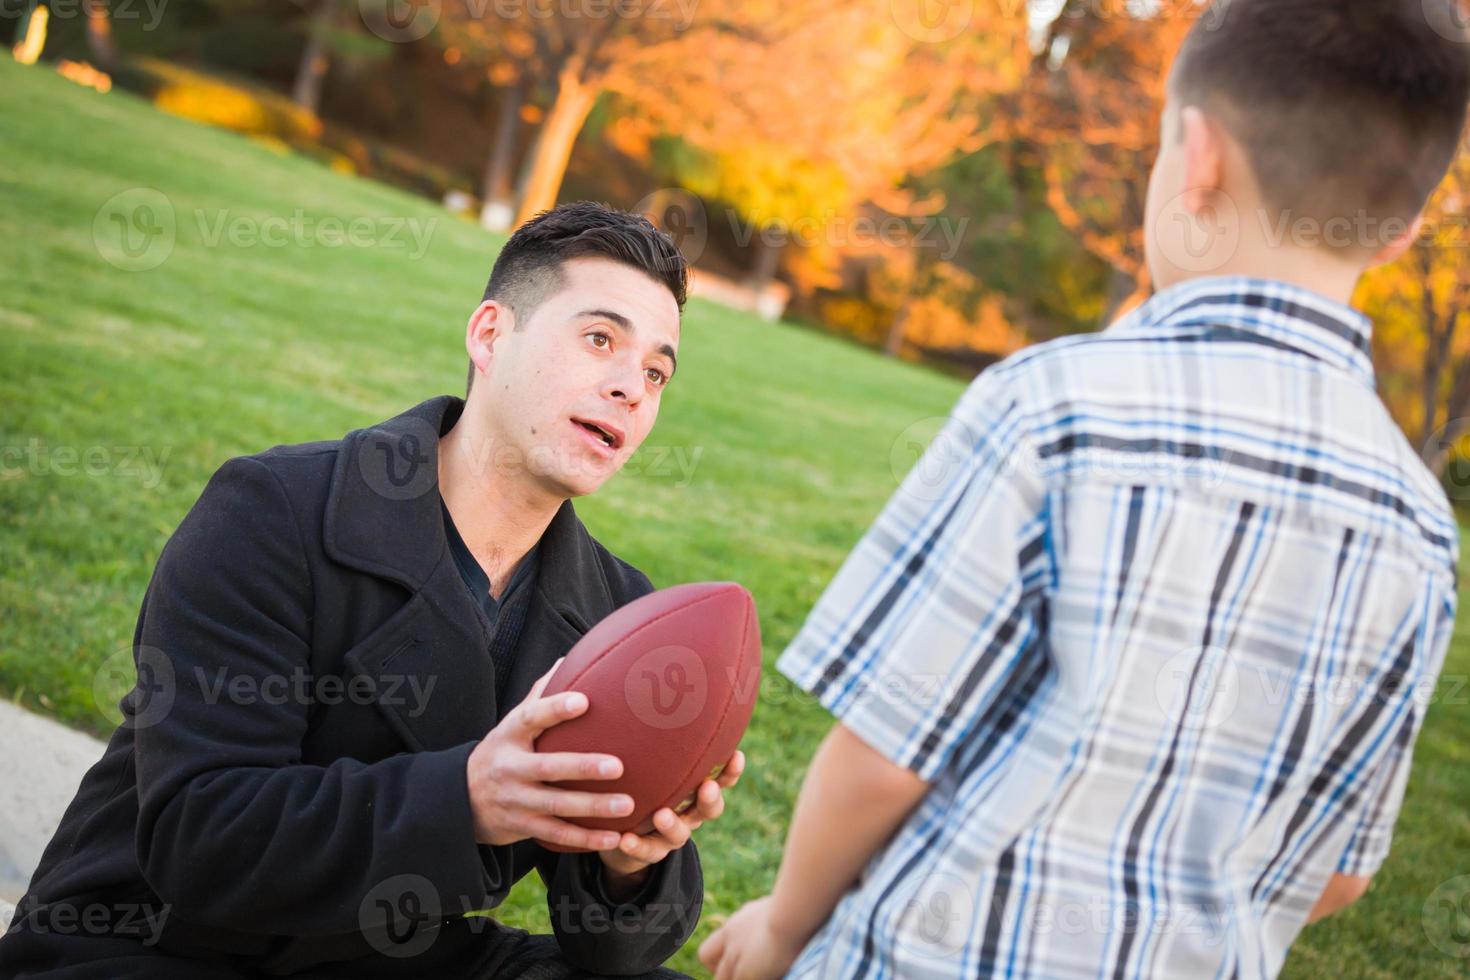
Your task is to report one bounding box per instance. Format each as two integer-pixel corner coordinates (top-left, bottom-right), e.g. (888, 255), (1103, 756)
(532, 581), (762, 852)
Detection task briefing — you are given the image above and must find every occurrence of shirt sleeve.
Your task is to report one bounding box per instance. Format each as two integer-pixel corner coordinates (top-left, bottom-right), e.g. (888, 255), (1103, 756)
(776, 366), (1050, 781)
(1335, 579), (1456, 877)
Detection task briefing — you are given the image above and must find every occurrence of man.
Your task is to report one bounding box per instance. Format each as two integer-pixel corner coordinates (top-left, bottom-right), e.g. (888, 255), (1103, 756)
(703, 2), (1466, 977)
(0, 202), (739, 978)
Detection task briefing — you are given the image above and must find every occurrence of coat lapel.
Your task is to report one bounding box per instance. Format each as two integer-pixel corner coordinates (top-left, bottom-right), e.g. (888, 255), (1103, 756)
(325, 395), (624, 751)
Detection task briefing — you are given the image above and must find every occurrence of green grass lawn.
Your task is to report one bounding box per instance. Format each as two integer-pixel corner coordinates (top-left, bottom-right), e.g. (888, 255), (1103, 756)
(2, 57), (1466, 978)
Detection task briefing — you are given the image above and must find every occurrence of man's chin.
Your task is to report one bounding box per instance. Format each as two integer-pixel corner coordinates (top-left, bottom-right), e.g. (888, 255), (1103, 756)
(542, 466), (616, 500)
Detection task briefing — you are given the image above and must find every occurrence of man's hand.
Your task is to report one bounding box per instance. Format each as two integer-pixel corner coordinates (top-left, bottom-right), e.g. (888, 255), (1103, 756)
(598, 750), (745, 884)
(466, 659), (632, 852)
(698, 896), (804, 980)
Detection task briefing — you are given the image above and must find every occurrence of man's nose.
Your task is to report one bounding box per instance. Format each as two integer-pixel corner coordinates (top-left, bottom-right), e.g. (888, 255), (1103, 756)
(602, 362), (644, 405)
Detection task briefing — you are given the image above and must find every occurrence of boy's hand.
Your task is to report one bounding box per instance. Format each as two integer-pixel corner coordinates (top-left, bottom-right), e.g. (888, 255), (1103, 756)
(598, 749), (745, 881)
(698, 896), (803, 980)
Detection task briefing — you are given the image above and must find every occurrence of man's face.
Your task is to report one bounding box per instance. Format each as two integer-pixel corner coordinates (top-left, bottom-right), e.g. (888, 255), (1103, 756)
(468, 256), (681, 499)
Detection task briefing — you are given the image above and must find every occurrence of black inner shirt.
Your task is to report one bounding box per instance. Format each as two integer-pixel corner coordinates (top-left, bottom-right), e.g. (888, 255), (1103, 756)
(439, 493), (541, 705)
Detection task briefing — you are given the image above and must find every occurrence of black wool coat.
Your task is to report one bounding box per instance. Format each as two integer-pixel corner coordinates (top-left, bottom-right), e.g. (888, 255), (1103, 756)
(0, 396), (702, 978)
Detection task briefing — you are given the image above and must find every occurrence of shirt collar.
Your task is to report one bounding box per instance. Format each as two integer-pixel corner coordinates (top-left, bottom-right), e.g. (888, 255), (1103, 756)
(1107, 276), (1376, 387)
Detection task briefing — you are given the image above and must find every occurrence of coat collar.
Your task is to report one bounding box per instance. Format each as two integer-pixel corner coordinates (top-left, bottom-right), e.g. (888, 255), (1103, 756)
(324, 394), (616, 643)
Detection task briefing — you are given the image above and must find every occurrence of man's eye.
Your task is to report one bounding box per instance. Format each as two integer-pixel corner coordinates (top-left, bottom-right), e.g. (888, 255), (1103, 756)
(588, 332), (611, 349)
(645, 367), (668, 387)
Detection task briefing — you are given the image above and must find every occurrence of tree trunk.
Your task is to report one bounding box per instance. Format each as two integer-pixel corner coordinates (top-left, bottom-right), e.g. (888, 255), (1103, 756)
(885, 249), (928, 358)
(84, 0), (117, 71)
(885, 303), (911, 358)
(513, 62), (598, 227)
(744, 232), (784, 293)
(480, 77), (525, 232)
(1417, 249), (1453, 462)
(292, 0), (335, 115)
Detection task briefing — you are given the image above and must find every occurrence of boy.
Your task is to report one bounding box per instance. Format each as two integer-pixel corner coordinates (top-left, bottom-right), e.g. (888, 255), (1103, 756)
(702, 2), (1469, 977)
(1, 203), (739, 978)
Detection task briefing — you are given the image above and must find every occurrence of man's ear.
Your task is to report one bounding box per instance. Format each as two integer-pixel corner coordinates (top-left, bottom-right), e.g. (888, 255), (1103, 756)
(466, 300), (513, 380)
(1367, 214), (1425, 270)
(1180, 106), (1227, 216)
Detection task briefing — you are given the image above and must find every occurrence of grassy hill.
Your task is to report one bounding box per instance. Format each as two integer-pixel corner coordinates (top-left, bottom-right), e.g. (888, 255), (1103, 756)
(2, 56), (1465, 977)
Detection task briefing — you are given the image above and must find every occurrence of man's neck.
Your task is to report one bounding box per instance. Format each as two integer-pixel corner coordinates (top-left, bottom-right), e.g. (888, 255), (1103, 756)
(438, 410), (561, 598)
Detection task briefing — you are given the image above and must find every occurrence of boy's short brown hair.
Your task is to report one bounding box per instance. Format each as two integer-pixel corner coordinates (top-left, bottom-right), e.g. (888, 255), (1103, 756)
(1172, 0), (1470, 244)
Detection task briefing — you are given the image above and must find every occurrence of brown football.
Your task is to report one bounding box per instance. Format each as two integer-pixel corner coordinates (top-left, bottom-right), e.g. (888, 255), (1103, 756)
(533, 581), (762, 851)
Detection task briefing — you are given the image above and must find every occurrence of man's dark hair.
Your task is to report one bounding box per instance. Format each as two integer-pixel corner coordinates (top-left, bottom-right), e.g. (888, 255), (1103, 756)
(467, 201), (688, 394)
(1172, 0), (1470, 247)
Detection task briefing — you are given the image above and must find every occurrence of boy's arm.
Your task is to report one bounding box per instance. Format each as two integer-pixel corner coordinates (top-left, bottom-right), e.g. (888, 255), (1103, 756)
(699, 725), (927, 978)
(1306, 874), (1372, 924)
(770, 724), (929, 946)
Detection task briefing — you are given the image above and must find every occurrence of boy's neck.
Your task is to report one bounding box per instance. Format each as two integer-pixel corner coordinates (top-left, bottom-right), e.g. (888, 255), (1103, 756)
(1182, 235), (1366, 309)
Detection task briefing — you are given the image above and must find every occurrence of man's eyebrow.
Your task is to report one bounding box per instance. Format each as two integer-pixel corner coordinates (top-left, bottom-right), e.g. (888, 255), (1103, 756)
(576, 308), (633, 331)
(576, 309), (678, 375)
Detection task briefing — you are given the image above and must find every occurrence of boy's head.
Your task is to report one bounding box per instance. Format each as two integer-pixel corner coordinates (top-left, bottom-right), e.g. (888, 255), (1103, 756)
(1146, 0), (1470, 292)
(461, 202), (688, 500)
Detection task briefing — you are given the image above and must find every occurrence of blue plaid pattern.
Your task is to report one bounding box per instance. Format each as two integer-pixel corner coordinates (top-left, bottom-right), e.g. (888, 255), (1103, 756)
(777, 277), (1459, 979)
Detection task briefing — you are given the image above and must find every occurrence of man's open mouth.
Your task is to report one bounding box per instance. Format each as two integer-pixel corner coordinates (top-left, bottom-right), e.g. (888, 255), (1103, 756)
(572, 418), (624, 450)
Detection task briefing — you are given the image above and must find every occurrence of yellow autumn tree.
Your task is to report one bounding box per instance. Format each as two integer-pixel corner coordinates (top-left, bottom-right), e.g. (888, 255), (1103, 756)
(1356, 139), (1470, 474)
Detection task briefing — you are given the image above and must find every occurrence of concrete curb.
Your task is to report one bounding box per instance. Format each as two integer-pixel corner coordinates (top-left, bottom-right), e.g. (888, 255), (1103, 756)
(0, 702), (107, 928)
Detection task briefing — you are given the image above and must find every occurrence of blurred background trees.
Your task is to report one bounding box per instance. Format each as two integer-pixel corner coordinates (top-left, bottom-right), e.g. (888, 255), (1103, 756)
(7, 0), (1469, 485)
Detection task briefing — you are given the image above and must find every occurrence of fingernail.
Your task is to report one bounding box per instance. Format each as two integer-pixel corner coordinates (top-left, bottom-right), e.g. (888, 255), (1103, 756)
(599, 759), (619, 777)
(614, 796), (634, 814)
(566, 693), (587, 712)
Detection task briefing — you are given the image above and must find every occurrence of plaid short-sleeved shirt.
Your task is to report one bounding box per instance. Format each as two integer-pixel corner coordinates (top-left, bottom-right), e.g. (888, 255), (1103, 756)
(777, 277), (1458, 979)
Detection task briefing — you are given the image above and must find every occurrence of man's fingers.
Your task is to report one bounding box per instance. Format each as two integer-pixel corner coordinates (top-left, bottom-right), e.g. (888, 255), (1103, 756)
(519, 786), (635, 820)
(514, 689), (588, 737)
(695, 780), (725, 821)
(527, 751), (624, 782)
(527, 817), (622, 852)
(717, 750), (746, 787)
(697, 923), (727, 969)
(651, 807), (692, 848)
(527, 657), (565, 701)
(615, 829), (667, 865)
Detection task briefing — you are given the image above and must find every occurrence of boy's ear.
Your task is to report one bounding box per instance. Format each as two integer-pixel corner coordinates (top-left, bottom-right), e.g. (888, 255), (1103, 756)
(1180, 106), (1227, 215)
(466, 300), (513, 379)
(1367, 214), (1425, 270)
